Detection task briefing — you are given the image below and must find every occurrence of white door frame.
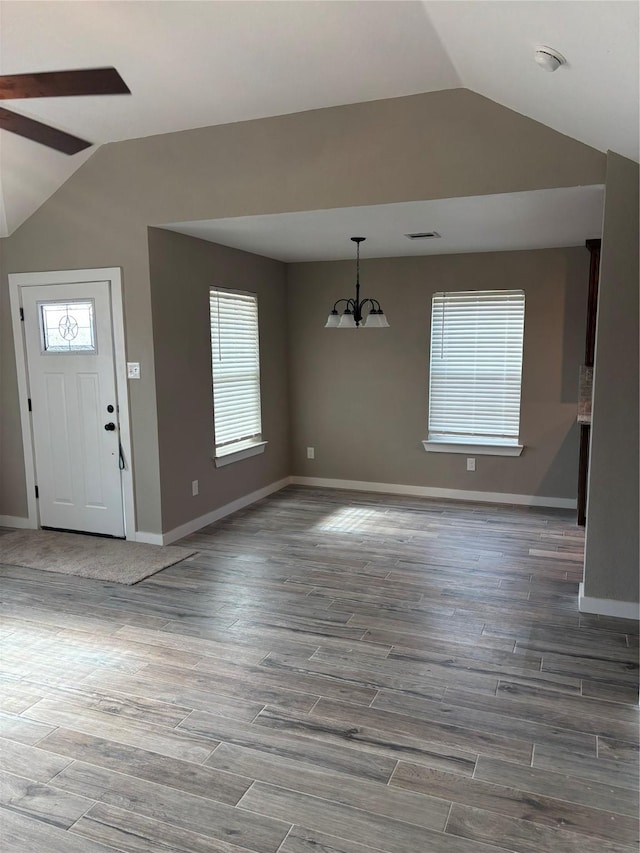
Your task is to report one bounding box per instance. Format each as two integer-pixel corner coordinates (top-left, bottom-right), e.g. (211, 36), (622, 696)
(8, 268), (136, 540)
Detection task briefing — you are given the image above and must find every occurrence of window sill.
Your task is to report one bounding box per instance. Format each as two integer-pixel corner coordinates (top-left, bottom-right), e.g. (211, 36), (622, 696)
(422, 440), (523, 457)
(214, 440), (267, 468)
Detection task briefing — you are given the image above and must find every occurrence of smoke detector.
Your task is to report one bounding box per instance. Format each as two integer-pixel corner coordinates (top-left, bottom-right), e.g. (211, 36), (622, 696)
(534, 46), (566, 72)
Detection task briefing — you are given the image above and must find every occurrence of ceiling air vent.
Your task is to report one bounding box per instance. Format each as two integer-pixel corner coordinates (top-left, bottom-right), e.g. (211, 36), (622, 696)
(405, 231), (441, 240)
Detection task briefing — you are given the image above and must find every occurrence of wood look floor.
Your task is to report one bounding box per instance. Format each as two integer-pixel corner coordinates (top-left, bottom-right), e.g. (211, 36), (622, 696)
(1, 486), (638, 853)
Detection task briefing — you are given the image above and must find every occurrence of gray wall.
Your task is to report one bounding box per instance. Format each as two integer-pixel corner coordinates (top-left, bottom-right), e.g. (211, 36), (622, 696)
(584, 153), (640, 604)
(148, 229), (290, 532)
(1, 220), (162, 532)
(288, 248), (588, 500)
(0, 89), (606, 531)
(0, 239), (27, 514)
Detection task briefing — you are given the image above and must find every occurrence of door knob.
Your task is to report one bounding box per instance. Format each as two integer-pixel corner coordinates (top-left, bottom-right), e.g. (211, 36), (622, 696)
(104, 422), (116, 431)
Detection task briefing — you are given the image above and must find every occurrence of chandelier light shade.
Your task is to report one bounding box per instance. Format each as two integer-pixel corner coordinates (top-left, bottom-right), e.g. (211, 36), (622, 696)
(325, 237), (390, 329)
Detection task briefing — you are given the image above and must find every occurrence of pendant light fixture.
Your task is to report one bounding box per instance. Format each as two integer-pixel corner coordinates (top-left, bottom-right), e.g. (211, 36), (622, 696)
(325, 237), (390, 329)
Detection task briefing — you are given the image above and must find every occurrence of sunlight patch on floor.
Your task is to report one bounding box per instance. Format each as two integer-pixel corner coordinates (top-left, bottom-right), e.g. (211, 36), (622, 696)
(313, 506), (387, 533)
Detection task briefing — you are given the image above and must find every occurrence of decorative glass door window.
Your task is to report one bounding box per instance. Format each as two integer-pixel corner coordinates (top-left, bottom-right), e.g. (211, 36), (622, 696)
(39, 300), (97, 353)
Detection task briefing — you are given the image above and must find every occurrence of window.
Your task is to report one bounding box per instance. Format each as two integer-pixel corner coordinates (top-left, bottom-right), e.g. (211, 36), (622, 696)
(424, 289), (525, 456)
(209, 288), (265, 466)
(39, 300), (96, 353)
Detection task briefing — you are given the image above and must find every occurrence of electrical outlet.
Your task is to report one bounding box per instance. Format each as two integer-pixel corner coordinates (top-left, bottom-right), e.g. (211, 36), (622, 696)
(191, 479), (199, 496)
(127, 362), (141, 379)
(466, 457), (476, 472)
(306, 447), (315, 460)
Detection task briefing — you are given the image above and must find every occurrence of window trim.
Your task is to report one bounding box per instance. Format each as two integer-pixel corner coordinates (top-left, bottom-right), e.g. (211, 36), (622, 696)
(214, 439), (268, 468)
(422, 439), (523, 457)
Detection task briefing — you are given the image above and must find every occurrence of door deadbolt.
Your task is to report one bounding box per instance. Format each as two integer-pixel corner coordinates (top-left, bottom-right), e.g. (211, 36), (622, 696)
(107, 404), (114, 413)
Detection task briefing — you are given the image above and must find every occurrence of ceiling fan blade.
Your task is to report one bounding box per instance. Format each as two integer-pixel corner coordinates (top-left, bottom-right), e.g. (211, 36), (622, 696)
(0, 68), (130, 100)
(0, 107), (92, 154)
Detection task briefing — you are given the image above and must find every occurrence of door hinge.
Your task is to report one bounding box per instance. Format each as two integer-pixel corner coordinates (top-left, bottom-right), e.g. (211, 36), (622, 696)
(19, 307), (24, 321)
(35, 485), (39, 499)
(27, 398), (32, 412)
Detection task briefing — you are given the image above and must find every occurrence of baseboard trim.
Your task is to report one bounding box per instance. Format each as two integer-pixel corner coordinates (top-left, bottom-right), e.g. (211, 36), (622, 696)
(133, 531), (165, 546)
(157, 477), (292, 546)
(578, 582), (639, 620)
(0, 515), (34, 529)
(290, 476), (577, 510)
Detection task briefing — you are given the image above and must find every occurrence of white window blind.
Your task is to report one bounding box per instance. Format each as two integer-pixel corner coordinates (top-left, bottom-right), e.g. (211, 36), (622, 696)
(210, 288), (262, 455)
(428, 290), (525, 445)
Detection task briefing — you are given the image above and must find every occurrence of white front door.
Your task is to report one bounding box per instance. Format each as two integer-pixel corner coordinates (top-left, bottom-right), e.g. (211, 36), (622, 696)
(21, 280), (125, 537)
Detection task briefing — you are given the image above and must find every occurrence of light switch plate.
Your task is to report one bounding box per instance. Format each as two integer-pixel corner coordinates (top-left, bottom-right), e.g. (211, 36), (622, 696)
(127, 362), (141, 379)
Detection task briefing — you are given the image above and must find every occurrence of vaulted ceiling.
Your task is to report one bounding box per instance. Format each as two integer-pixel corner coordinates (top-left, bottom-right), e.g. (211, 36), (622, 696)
(1, 1), (638, 237)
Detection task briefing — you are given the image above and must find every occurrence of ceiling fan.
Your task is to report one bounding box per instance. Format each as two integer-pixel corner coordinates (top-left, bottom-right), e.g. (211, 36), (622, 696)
(0, 67), (130, 155)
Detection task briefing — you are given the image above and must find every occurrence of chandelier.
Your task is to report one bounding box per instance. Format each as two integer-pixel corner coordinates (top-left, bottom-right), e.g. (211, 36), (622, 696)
(325, 237), (390, 328)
